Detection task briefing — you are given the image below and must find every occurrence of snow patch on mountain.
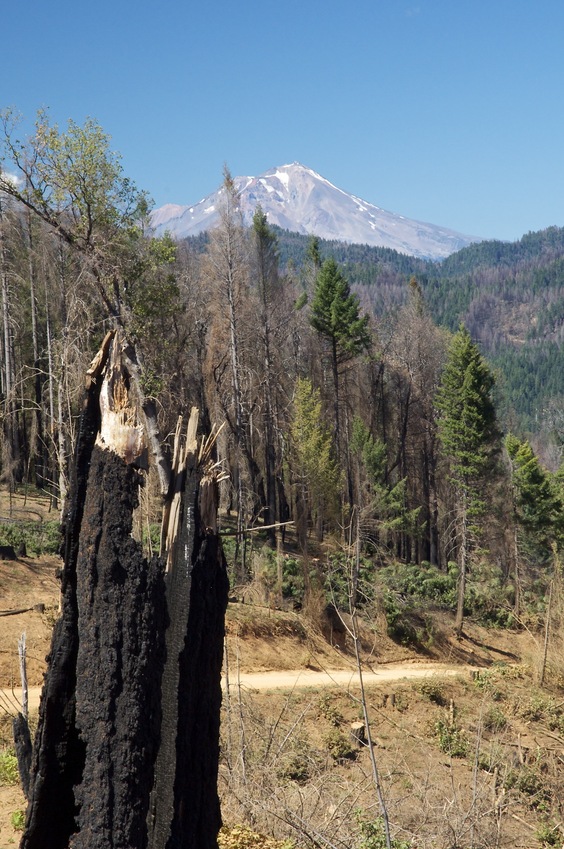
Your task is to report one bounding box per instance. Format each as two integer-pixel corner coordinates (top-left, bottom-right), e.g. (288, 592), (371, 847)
(150, 163), (481, 260)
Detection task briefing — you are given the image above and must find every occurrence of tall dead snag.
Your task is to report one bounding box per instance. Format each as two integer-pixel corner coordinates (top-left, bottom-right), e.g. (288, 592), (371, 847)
(148, 412), (228, 849)
(21, 332), (228, 849)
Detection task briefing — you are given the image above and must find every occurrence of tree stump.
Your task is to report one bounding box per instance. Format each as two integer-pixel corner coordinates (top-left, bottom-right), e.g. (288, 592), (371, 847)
(350, 720), (367, 747)
(20, 331), (228, 849)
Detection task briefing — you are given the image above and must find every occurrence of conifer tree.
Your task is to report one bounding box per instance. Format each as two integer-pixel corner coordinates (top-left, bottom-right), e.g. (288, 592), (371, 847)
(305, 234), (322, 273)
(290, 377), (340, 546)
(435, 325), (499, 634)
(309, 257), (370, 452)
(350, 417), (420, 553)
(506, 434), (564, 615)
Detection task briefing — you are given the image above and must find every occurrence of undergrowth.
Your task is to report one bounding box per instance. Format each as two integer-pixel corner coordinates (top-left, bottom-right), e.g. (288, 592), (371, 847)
(0, 519), (61, 556)
(218, 825), (294, 849)
(0, 749), (19, 786)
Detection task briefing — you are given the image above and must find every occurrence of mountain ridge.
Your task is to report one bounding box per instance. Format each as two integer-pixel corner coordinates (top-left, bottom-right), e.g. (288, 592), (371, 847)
(150, 163), (482, 260)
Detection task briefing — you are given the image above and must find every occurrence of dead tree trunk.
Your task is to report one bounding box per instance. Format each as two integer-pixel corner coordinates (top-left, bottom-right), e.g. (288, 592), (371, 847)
(20, 331), (228, 849)
(148, 410), (229, 849)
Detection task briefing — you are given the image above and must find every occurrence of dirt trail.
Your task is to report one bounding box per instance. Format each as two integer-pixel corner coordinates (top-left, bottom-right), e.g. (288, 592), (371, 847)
(2, 662), (474, 714)
(226, 662), (474, 690)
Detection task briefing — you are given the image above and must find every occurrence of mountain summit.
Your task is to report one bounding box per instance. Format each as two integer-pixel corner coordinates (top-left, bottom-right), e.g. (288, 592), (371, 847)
(151, 163), (480, 260)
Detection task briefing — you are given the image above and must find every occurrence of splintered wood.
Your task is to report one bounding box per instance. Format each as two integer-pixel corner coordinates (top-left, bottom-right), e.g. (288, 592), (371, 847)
(95, 333), (148, 467)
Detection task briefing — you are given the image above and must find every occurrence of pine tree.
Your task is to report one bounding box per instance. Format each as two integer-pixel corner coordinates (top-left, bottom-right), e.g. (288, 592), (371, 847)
(350, 417), (420, 554)
(310, 257), (370, 452)
(435, 325), (499, 634)
(506, 434), (564, 615)
(290, 377), (340, 546)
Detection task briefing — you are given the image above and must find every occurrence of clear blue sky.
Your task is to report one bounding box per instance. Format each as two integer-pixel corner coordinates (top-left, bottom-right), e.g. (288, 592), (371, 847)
(3, 0), (564, 241)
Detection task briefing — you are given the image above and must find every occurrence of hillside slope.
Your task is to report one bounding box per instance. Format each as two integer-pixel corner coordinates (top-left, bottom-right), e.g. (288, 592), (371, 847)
(2, 548), (562, 849)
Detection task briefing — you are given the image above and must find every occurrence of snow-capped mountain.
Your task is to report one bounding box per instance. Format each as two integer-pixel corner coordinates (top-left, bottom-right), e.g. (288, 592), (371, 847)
(150, 163), (480, 260)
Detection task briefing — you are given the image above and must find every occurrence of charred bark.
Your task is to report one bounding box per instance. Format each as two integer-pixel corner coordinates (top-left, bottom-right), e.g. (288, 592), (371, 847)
(21, 332), (228, 849)
(69, 448), (167, 849)
(12, 713), (32, 800)
(20, 332), (108, 849)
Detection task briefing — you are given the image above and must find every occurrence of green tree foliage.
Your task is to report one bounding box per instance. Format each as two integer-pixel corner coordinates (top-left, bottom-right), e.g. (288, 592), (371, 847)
(310, 258), (370, 361)
(350, 417), (420, 550)
(436, 326), (498, 498)
(506, 435), (563, 550)
(305, 234), (322, 272)
(0, 110), (152, 321)
(290, 378), (340, 545)
(505, 434), (564, 614)
(435, 326), (500, 633)
(0, 111), (178, 495)
(310, 257), (370, 451)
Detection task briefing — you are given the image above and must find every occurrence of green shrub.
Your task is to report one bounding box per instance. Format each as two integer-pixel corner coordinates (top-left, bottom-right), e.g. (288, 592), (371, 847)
(318, 694), (344, 726)
(503, 766), (546, 803)
(356, 813), (411, 849)
(249, 546), (308, 607)
(483, 706), (508, 732)
(536, 820), (563, 847)
(377, 562), (457, 609)
(323, 728), (356, 761)
(519, 693), (558, 723)
(376, 559), (516, 627)
(140, 522), (161, 553)
(10, 809), (25, 831)
(434, 719), (468, 758)
(276, 742), (316, 783)
(325, 552), (377, 611)
(415, 680), (447, 706)
(0, 749), (19, 786)
(381, 592), (419, 645)
(0, 519), (61, 556)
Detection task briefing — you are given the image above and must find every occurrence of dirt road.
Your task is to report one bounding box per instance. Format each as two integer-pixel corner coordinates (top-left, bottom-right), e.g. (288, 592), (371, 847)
(225, 662), (474, 691)
(2, 662), (474, 714)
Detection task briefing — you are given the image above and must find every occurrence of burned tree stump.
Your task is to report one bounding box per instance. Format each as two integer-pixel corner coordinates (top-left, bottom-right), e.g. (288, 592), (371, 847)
(20, 331), (228, 849)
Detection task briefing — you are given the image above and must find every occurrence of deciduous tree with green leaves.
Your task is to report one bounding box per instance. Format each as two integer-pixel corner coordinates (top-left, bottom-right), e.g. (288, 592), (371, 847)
(0, 110), (152, 322)
(0, 109), (175, 493)
(435, 325), (499, 635)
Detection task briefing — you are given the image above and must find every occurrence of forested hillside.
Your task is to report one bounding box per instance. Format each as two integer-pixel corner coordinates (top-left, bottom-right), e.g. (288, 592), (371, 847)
(268, 226), (564, 440)
(1, 114), (564, 636)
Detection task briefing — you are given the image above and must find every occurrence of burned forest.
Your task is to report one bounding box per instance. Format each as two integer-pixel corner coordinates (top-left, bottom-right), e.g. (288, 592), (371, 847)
(2, 112), (564, 849)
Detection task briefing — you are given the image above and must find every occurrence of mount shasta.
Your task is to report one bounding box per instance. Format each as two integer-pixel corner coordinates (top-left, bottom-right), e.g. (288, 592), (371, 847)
(151, 163), (481, 260)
